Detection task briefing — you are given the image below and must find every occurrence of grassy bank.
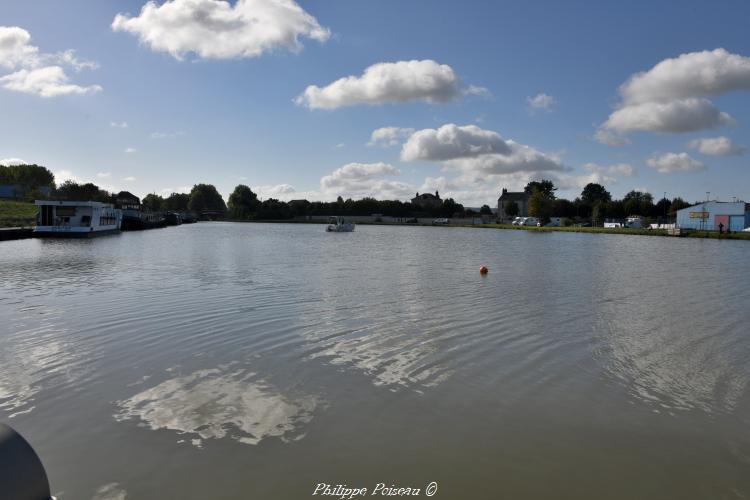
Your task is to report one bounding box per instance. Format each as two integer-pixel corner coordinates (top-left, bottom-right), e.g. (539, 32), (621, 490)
(0, 200), (37, 228)
(219, 218), (750, 240)
(462, 222), (750, 240)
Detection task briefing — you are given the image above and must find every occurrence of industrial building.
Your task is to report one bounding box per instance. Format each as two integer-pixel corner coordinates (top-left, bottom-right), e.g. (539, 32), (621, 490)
(676, 201), (750, 231)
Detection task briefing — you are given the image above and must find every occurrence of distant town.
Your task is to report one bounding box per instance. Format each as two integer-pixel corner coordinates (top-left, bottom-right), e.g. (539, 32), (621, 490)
(1, 163), (748, 238)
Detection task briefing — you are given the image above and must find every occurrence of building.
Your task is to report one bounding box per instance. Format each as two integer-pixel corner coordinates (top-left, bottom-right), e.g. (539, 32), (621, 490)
(497, 188), (529, 218)
(411, 191), (442, 209)
(676, 201), (750, 231)
(113, 191), (141, 211)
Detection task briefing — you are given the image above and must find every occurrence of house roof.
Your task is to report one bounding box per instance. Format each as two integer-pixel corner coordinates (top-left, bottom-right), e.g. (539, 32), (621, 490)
(498, 191), (528, 202)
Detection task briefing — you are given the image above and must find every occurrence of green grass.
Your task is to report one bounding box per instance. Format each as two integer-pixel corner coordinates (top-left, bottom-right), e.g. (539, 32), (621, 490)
(457, 222), (750, 240)
(0, 200), (37, 227)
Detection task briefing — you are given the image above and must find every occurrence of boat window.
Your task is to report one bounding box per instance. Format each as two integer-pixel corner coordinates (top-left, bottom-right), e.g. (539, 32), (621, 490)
(81, 215), (91, 226)
(56, 206), (76, 217)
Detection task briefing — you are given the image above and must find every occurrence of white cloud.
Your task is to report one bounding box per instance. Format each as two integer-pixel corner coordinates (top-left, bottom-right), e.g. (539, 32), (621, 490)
(160, 186), (191, 197)
(334, 143), (345, 149)
(444, 142), (566, 176)
(54, 169), (79, 183)
(646, 152), (706, 174)
(399, 124), (564, 177)
(124, 176), (137, 182)
(254, 184), (297, 199)
(527, 93), (555, 112)
(367, 127), (415, 147)
(603, 98), (732, 134)
(110, 121), (129, 129)
(151, 131), (185, 139)
(125, 148), (137, 154)
(599, 48), (750, 137)
(0, 27), (39, 69)
(112, 0), (329, 60)
(0, 66), (102, 98)
(687, 136), (745, 156)
(0, 157), (26, 166)
(295, 60), (462, 109)
(0, 26), (100, 97)
(97, 172), (112, 178)
(594, 129), (631, 146)
(463, 84), (492, 98)
(401, 124), (511, 161)
(582, 162), (634, 181)
(620, 48), (750, 104)
(319, 162), (411, 199)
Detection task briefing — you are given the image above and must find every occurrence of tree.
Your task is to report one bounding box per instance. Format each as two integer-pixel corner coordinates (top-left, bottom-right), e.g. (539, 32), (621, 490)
(0, 164), (55, 188)
(623, 190), (653, 216)
(528, 189), (553, 223)
(480, 204), (492, 215)
(581, 183), (611, 205)
(227, 184), (260, 219)
(504, 200), (519, 217)
(163, 192), (190, 212)
(670, 197), (691, 214)
(142, 193), (164, 212)
(440, 198), (463, 217)
(188, 184), (227, 214)
(524, 180), (557, 199)
(54, 180), (111, 202)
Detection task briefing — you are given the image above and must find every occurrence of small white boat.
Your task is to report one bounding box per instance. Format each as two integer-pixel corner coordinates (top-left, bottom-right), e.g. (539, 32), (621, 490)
(326, 216), (355, 232)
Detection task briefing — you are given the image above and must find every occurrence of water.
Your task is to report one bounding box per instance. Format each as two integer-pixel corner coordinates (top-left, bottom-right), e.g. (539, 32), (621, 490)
(1, 223), (750, 499)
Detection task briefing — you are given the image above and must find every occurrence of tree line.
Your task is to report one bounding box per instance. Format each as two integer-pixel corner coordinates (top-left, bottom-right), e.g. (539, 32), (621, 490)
(4, 164), (697, 223)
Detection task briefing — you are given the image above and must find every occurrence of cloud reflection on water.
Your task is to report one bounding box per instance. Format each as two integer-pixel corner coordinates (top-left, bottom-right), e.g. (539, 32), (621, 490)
(115, 367), (318, 446)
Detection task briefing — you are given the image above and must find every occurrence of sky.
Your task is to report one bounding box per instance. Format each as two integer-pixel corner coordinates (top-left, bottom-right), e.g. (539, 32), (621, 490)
(1, 0), (749, 207)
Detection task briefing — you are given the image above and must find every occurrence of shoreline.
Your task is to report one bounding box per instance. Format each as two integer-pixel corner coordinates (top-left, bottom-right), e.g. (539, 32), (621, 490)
(224, 219), (750, 240)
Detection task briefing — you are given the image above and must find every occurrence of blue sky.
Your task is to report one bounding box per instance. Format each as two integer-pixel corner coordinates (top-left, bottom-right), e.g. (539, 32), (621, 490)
(1, 0), (749, 206)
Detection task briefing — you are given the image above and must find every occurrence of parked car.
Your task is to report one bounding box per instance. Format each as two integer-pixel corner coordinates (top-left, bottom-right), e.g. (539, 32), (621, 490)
(512, 217), (526, 225)
(432, 218), (449, 225)
(521, 217), (539, 226)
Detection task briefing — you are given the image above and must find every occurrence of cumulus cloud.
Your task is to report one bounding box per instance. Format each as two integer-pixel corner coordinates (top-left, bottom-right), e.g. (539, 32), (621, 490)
(0, 157), (26, 166)
(319, 162), (411, 199)
(110, 121), (128, 129)
(687, 136), (745, 156)
(112, 0), (329, 60)
(401, 124), (511, 161)
(594, 129), (631, 146)
(125, 148), (137, 154)
(527, 92), (555, 112)
(0, 26), (101, 97)
(367, 127), (415, 147)
(646, 152), (706, 174)
(603, 98), (732, 134)
(599, 48), (750, 138)
(295, 60), (463, 109)
(254, 183), (297, 199)
(620, 48), (750, 104)
(124, 176), (137, 182)
(444, 142), (566, 175)
(0, 66), (101, 98)
(399, 124), (564, 178)
(97, 172), (112, 178)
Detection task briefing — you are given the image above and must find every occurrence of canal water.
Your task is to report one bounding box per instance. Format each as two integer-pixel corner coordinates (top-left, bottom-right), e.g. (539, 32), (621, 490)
(1, 223), (749, 499)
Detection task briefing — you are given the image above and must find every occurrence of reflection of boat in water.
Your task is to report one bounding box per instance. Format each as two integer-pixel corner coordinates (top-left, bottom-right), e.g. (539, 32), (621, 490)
(326, 216), (355, 232)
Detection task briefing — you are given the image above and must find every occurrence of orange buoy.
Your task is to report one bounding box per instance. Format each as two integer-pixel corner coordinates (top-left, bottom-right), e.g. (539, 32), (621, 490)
(479, 266), (488, 274)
